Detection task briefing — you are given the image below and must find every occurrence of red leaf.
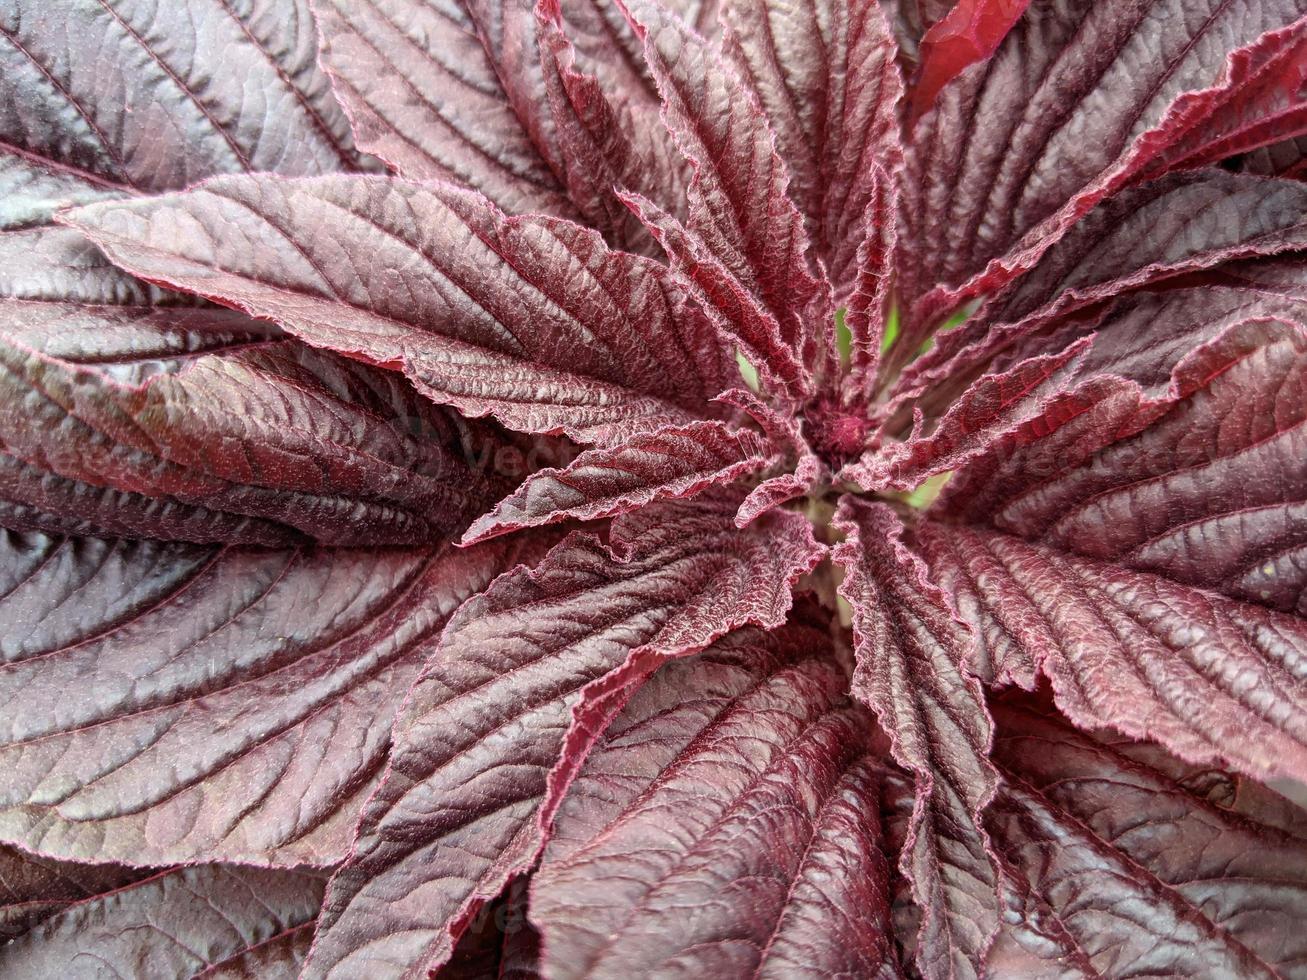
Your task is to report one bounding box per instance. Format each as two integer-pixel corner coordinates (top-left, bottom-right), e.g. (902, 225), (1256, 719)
(832, 498), (999, 980)
(621, 0), (831, 380)
(987, 695), (1307, 977)
(531, 612), (898, 979)
(64, 175), (734, 445)
(301, 491), (822, 978)
(0, 529), (545, 866)
(909, 0), (1030, 122)
(0, 845), (154, 943)
(0, 864), (325, 979)
(896, 0), (1307, 344)
(0, 338), (501, 545)
(462, 419), (776, 543)
(1, 0), (362, 192)
(722, 0), (905, 292)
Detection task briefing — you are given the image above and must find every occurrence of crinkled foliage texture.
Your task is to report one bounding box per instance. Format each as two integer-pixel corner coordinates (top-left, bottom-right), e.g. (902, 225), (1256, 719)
(2, 0), (1307, 977)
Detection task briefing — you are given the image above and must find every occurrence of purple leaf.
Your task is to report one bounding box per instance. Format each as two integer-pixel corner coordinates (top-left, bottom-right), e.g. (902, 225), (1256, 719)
(64, 175), (734, 445)
(987, 695), (1307, 978)
(301, 491), (822, 979)
(0, 845), (155, 943)
(531, 610), (898, 979)
(621, 0), (831, 379)
(0, 337), (501, 545)
(920, 519), (1307, 785)
(0, 864), (325, 979)
(832, 498), (999, 980)
(312, 0), (573, 215)
(0, 528), (544, 866)
(895, 0), (1307, 343)
(0, 0), (362, 192)
(462, 420), (775, 543)
(722, 0), (905, 291)
(899, 169), (1307, 402)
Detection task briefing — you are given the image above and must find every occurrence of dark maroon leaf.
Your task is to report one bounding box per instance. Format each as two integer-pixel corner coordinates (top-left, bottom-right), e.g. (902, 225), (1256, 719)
(622, 0), (831, 380)
(0, 0), (361, 192)
(848, 339), (1090, 491)
(0, 864), (325, 979)
(895, 0), (1307, 347)
(0, 528), (544, 866)
(938, 319), (1307, 611)
(832, 498), (999, 980)
(986, 695), (1307, 978)
(64, 175), (735, 445)
(1244, 134), (1307, 178)
(899, 170), (1307, 403)
(920, 520), (1307, 785)
(312, 0), (572, 215)
(531, 611), (898, 979)
(0, 337), (499, 545)
(722, 0), (905, 291)
(1141, 20), (1307, 177)
(462, 420), (775, 542)
(301, 492), (822, 979)
(0, 845), (155, 943)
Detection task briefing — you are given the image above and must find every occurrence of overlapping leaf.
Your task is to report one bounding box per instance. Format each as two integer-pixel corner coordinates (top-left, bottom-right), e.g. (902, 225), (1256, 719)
(895, 0), (1307, 349)
(916, 315), (1307, 784)
(722, 0), (904, 290)
(1, 0), (361, 192)
(531, 611), (897, 979)
(0, 846), (154, 943)
(64, 175), (736, 445)
(622, 0), (830, 383)
(0, 864), (325, 979)
(463, 420), (775, 542)
(832, 499), (998, 980)
(899, 169), (1307, 402)
(0, 528), (544, 866)
(0, 337), (499, 545)
(986, 696), (1307, 977)
(301, 492), (822, 979)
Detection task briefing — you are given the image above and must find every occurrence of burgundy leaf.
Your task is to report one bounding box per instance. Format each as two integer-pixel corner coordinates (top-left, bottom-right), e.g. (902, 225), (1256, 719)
(845, 163), (899, 388)
(312, 0), (573, 215)
(0, 864), (325, 979)
(621, 191), (811, 397)
(0, 528), (544, 866)
(301, 492), (822, 979)
(0, 0), (362, 192)
(64, 175), (734, 445)
(908, 0), (1029, 121)
(1141, 19), (1307, 176)
(0, 845), (155, 943)
(462, 420), (775, 543)
(622, 0), (831, 378)
(0, 337), (500, 545)
(831, 498), (999, 980)
(920, 521), (1307, 785)
(939, 319), (1307, 612)
(535, 3), (664, 254)
(722, 0), (905, 290)
(900, 170), (1307, 402)
(531, 611), (898, 979)
(986, 695), (1307, 978)
(895, 0), (1307, 344)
